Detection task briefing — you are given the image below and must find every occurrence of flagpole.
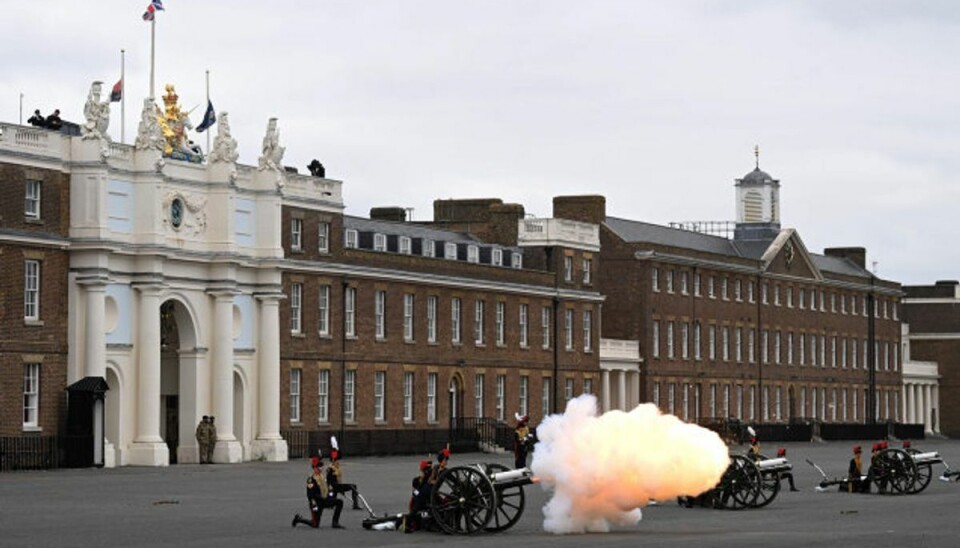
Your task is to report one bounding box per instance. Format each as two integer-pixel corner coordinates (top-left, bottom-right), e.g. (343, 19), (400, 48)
(149, 17), (156, 99)
(121, 49), (126, 143)
(205, 69), (211, 154)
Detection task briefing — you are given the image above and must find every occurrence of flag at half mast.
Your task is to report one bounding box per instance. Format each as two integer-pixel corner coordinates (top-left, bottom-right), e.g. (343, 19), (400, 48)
(196, 100), (216, 133)
(110, 79), (123, 102)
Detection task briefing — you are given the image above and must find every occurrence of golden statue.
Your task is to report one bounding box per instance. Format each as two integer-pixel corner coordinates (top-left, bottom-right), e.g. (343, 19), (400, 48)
(155, 84), (197, 158)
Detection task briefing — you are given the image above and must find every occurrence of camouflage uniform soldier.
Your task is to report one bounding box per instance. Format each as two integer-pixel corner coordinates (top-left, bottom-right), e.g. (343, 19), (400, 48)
(196, 416), (210, 464)
(206, 416), (218, 464)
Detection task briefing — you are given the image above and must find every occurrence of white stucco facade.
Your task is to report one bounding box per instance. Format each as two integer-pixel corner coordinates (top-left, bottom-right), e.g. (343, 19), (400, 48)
(599, 338), (642, 412)
(901, 324), (941, 435)
(4, 102), (342, 466)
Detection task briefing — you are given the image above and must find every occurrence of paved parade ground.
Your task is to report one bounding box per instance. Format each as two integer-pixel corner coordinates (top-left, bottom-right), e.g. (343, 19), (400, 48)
(2, 439), (960, 548)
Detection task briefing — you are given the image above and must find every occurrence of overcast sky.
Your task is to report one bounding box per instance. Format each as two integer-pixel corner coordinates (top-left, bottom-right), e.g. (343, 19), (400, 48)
(3, 1), (958, 285)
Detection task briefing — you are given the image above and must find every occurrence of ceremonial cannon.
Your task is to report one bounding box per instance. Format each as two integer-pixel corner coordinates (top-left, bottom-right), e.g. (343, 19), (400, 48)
(809, 447), (950, 495)
(363, 463), (536, 535)
(679, 454), (793, 510)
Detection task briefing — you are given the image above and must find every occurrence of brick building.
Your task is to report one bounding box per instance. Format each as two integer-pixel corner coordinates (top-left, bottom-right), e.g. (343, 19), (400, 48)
(0, 148), (71, 440)
(903, 281), (959, 436)
(577, 164), (903, 425)
(278, 198), (603, 452)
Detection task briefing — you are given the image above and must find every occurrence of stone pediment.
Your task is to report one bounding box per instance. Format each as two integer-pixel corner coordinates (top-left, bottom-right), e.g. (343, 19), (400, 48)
(760, 229), (822, 280)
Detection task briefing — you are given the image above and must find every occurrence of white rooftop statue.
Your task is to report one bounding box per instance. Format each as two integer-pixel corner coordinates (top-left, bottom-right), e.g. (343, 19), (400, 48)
(81, 80), (111, 142)
(258, 117), (285, 189)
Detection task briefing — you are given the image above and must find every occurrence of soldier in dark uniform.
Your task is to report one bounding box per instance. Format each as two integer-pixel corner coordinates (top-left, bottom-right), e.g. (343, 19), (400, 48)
(776, 448), (799, 491)
(45, 109), (62, 130)
(327, 448), (362, 510)
(28, 109), (46, 127)
(748, 437), (762, 461)
(514, 414), (532, 469)
(431, 446), (451, 484)
(847, 445), (866, 493)
(404, 460), (434, 533)
(292, 456), (345, 529)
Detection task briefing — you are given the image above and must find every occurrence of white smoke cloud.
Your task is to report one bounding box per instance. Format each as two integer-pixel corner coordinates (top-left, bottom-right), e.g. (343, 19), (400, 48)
(530, 395), (729, 534)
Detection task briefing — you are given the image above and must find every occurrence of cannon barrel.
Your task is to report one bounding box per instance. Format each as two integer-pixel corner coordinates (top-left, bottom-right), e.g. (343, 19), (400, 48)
(758, 457), (792, 473)
(489, 467), (536, 490)
(911, 451), (942, 465)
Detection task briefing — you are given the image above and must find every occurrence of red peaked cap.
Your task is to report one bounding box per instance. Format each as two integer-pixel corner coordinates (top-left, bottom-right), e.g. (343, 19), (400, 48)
(330, 450), (340, 461)
(419, 460), (432, 471)
(310, 456), (320, 468)
(437, 447), (451, 462)
(871, 443), (880, 451)
(853, 445), (862, 454)
(880, 441), (888, 450)
(776, 448), (786, 457)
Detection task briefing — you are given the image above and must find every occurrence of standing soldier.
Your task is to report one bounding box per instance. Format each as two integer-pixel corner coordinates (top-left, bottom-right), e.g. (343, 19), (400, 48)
(206, 416), (218, 464)
(514, 414), (532, 469)
(848, 445), (865, 493)
(195, 416), (210, 464)
(748, 436), (762, 461)
(327, 436), (362, 510)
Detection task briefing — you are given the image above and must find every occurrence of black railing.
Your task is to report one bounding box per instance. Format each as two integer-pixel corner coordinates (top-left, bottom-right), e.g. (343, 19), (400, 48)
(449, 417), (515, 452)
(0, 436), (61, 472)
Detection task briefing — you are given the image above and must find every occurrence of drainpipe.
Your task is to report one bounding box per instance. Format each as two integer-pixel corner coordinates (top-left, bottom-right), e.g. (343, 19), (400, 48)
(340, 279), (348, 444)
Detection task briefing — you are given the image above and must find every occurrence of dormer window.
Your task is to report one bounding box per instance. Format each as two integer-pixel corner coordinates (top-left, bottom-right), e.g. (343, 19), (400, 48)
(492, 248), (503, 266)
(344, 229), (358, 249)
(373, 233), (387, 251)
(444, 242), (457, 260)
(422, 239), (435, 258)
(467, 245), (479, 263)
(511, 252), (523, 269)
(399, 236), (412, 255)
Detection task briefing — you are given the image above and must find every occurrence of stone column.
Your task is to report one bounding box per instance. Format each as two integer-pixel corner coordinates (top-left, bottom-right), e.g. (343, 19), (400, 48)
(617, 369), (627, 411)
(210, 291), (242, 463)
(932, 384), (940, 433)
(128, 285), (169, 466)
(251, 293), (287, 461)
(916, 384), (923, 428)
(81, 281), (107, 379)
(601, 369), (611, 413)
(630, 370), (641, 409)
(923, 384), (933, 434)
(902, 384), (909, 424)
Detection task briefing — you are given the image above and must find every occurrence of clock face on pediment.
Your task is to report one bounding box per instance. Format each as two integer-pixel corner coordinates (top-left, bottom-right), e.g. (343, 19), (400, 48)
(162, 191), (207, 236)
(170, 198), (184, 229)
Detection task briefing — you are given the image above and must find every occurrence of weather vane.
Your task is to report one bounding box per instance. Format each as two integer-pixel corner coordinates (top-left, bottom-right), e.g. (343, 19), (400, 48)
(754, 144), (760, 169)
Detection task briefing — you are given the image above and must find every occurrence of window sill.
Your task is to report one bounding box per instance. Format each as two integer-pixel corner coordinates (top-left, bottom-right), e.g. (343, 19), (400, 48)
(475, 343), (486, 348)
(289, 421), (304, 428)
(25, 217), (43, 225)
(318, 421), (330, 427)
(291, 332), (305, 338)
(22, 425), (42, 433)
(374, 420), (388, 426)
(290, 248), (303, 254)
(24, 319), (44, 327)
(403, 420), (416, 426)
(346, 335), (358, 340)
(404, 339), (416, 345)
(318, 333), (332, 339)
(375, 337), (387, 343)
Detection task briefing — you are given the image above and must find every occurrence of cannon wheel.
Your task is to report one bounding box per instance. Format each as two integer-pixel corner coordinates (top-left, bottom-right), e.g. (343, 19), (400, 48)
(430, 465), (496, 535)
(904, 449), (933, 494)
(481, 463), (526, 532)
(754, 469), (782, 507)
(715, 455), (761, 509)
(872, 448), (917, 495)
